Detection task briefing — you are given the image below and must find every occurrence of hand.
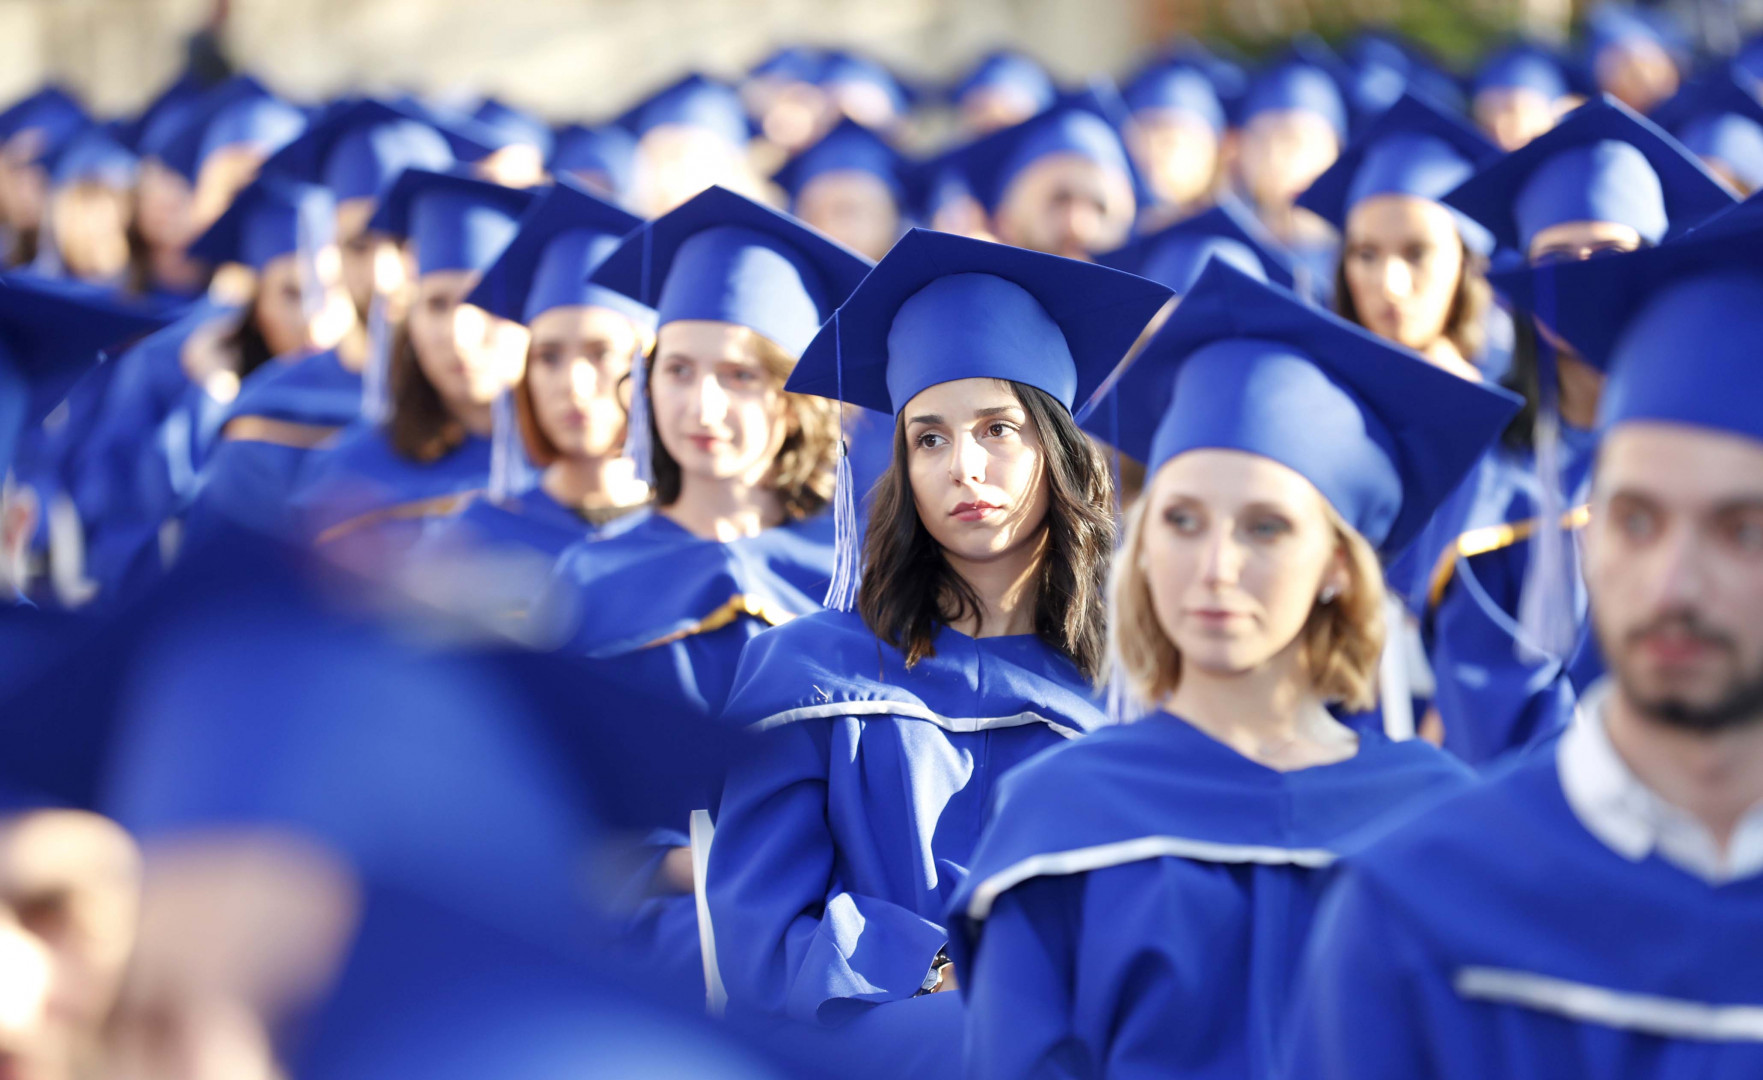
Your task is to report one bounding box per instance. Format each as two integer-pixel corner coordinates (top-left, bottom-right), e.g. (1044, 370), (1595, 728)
(930, 961), (957, 993)
(658, 846), (695, 894)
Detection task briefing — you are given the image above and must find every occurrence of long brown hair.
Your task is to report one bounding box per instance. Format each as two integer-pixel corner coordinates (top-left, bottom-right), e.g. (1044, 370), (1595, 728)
(857, 381), (1115, 679)
(386, 324), (468, 464)
(1334, 235), (1491, 364)
(644, 326), (840, 520)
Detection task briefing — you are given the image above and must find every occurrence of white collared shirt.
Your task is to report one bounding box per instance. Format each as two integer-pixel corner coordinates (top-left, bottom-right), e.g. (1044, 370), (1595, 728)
(1558, 683), (1763, 886)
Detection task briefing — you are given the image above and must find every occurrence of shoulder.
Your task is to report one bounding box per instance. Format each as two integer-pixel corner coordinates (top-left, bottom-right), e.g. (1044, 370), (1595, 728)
(720, 610), (890, 726)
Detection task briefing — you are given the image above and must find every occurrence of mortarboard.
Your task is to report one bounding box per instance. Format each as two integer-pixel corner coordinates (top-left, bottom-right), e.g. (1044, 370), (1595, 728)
(1650, 66), (1763, 193)
(1474, 42), (1571, 100)
(1298, 91), (1500, 254)
(471, 97), (554, 158)
(548, 124), (636, 195)
(950, 50), (1058, 114)
(746, 45), (831, 85)
(368, 167), (536, 276)
(186, 173), (336, 272)
(46, 125), (138, 190)
(1122, 60), (1225, 131)
(616, 73), (751, 148)
(817, 50), (917, 123)
(464, 176), (652, 327)
(152, 76), (303, 184)
(942, 85), (1138, 213)
(1237, 47), (1350, 137)
(262, 97), (493, 204)
(1098, 197), (1295, 292)
(1442, 96), (1736, 255)
(773, 117), (913, 208)
(1085, 260), (1521, 557)
(0, 88), (89, 163)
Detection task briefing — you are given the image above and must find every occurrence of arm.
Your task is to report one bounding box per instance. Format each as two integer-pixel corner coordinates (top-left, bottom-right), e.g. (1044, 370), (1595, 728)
(963, 875), (1091, 1080)
(706, 718), (949, 1024)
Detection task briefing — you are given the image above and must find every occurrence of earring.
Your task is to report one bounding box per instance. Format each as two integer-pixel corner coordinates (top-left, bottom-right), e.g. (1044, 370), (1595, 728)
(1319, 585), (1340, 605)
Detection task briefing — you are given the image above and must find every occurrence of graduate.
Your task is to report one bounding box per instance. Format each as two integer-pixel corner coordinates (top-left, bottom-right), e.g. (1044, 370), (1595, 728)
(412, 178), (654, 600)
(465, 96), (552, 189)
(705, 229), (1171, 1068)
(1231, 53), (1349, 301)
(1296, 92), (1501, 381)
(532, 186), (867, 997)
(292, 169), (533, 554)
(1471, 42), (1572, 152)
(948, 88), (1139, 261)
(0, 88), (91, 268)
(618, 74), (758, 218)
(1583, 4), (1683, 115)
(35, 126), (141, 291)
(1650, 66), (1763, 196)
(153, 76), (307, 249)
(1408, 97), (1738, 764)
(815, 51), (914, 134)
(773, 118), (911, 261)
(549, 123), (636, 204)
(1283, 209), (1763, 1080)
(1120, 58), (1226, 227)
(949, 51), (1058, 137)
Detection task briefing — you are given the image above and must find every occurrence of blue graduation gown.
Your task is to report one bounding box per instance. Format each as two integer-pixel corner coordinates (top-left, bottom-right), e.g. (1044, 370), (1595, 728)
(292, 426), (492, 552)
(707, 609), (1104, 1060)
(1283, 746), (1763, 1079)
(186, 347), (362, 537)
(947, 715), (1473, 1079)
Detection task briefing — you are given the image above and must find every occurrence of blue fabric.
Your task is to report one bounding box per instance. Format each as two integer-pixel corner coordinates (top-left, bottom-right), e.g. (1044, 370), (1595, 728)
(46, 125), (137, 189)
(470, 97), (553, 156)
(1100, 198), (1295, 292)
(951, 51), (1057, 113)
(1474, 42), (1570, 99)
(548, 123), (636, 194)
(1085, 262), (1521, 556)
(949, 714), (1472, 1078)
(788, 228), (1171, 416)
(952, 88), (1136, 213)
(590, 186), (872, 356)
(0, 88), (89, 164)
(1651, 68), (1763, 193)
(186, 174), (336, 271)
(1239, 58), (1348, 136)
(292, 425), (493, 550)
(1443, 98), (1735, 255)
(817, 51), (914, 120)
(1123, 61), (1224, 130)
(1283, 746), (1763, 1078)
(707, 607), (1103, 1036)
(406, 486), (610, 623)
(462, 178), (650, 326)
(262, 99), (481, 202)
(617, 73), (749, 146)
(774, 118), (912, 206)
(196, 92), (306, 166)
(368, 167), (536, 275)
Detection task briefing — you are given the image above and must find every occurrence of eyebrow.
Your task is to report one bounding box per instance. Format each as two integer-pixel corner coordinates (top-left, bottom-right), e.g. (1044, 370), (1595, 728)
(907, 406), (1023, 427)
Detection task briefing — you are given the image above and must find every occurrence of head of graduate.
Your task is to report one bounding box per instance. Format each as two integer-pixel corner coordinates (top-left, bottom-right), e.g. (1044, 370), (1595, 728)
(1472, 42), (1573, 152)
(1494, 218), (1763, 736)
(1086, 262), (1518, 718)
(588, 186), (870, 527)
(774, 119), (910, 261)
(787, 229), (1174, 678)
(187, 175), (357, 383)
(1585, 5), (1683, 116)
(953, 89), (1140, 261)
(1233, 52), (1348, 223)
(1297, 93), (1501, 378)
(464, 179), (655, 512)
(367, 168), (535, 462)
(261, 98), (495, 320)
(40, 125), (141, 287)
(618, 75), (759, 219)
(1121, 59), (1226, 218)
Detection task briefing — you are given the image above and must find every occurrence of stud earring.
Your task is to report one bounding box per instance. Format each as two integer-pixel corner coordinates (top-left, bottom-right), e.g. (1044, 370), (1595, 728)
(1319, 585), (1340, 605)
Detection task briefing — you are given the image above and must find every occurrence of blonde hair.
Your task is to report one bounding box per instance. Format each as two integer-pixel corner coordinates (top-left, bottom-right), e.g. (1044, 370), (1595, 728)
(1106, 490), (1386, 714)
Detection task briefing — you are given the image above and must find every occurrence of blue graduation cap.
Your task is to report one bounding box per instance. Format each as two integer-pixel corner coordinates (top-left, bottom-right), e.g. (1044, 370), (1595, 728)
(589, 184), (871, 356)
(1085, 260), (1521, 556)
(116, 72), (204, 153)
(46, 124), (137, 190)
(817, 50), (917, 123)
(262, 98), (493, 204)
(1098, 197), (1295, 293)
(197, 88), (306, 165)
(464, 177), (651, 327)
(1122, 60), (1225, 131)
(616, 73), (750, 148)
(1297, 91), (1500, 254)
(1650, 66), (1763, 193)
(1473, 41), (1571, 100)
(1340, 32), (1466, 122)
(747, 45), (831, 85)
(787, 227), (1173, 417)
(1138, 38), (1249, 112)
(0, 275), (172, 478)
(943, 85), (1138, 213)
(1584, 4), (1687, 68)
(949, 50), (1058, 114)
(773, 117), (913, 208)
(152, 76), (301, 183)
(548, 124), (636, 195)
(1488, 213), (1763, 446)
(0, 87), (89, 163)
(369, 168), (536, 276)
(471, 97), (554, 157)
(187, 173), (336, 271)
(1442, 97), (1737, 256)
(1237, 45), (1350, 137)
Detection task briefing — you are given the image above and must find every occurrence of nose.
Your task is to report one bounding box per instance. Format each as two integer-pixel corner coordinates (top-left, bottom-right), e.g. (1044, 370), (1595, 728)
(694, 371), (730, 426)
(451, 302), (487, 345)
(1380, 257), (1414, 300)
(568, 357), (600, 401)
(1648, 520), (1708, 610)
(1198, 526), (1245, 588)
(949, 430), (988, 485)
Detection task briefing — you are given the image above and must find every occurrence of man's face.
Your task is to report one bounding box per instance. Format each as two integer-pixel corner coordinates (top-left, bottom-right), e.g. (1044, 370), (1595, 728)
(1586, 423), (1763, 731)
(994, 153), (1135, 261)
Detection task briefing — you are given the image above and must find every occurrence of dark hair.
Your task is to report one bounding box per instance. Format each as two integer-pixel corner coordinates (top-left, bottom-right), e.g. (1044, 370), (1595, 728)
(857, 381), (1115, 679)
(386, 324), (469, 464)
(221, 285), (278, 382)
(1334, 234), (1491, 364)
(7, 227), (36, 269)
(1497, 317), (1545, 450)
(644, 326), (840, 520)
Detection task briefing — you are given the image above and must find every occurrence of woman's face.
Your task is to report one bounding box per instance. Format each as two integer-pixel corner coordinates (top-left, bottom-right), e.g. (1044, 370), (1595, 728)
(252, 247), (355, 358)
(650, 320), (787, 488)
(1473, 87), (1558, 152)
(995, 153), (1136, 261)
(1343, 194), (1465, 355)
(794, 171), (900, 261)
(1139, 448), (1345, 678)
(1128, 109), (1219, 210)
(408, 270), (528, 412)
(52, 181), (132, 280)
(1238, 110), (1340, 210)
(525, 305), (648, 461)
(334, 197), (410, 319)
(135, 160), (194, 250)
(904, 377), (1050, 568)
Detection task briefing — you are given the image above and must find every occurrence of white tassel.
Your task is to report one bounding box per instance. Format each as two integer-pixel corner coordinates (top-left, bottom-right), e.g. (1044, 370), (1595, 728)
(1516, 404), (1577, 663)
(361, 291), (392, 424)
(488, 390), (525, 503)
(823, 311), (861, 611)
(623, 226), (656, 484)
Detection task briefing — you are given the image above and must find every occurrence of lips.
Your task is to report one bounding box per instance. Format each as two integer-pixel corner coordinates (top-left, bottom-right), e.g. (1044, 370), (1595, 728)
(686, 434), (723, 453)
(951, 501), (1003, 523)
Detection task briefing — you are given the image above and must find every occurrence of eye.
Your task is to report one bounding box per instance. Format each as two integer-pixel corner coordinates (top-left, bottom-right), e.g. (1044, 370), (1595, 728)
(1717, 510), (1763, 555)
(662, 359), (693, 381)
(983, 420), (1018, 439)
(1162, 504), (1200, 534)
(914, 431), (947, 450)
(1613, 502), (1660, 544)
(425, 295), (450, 315)
(1243, 512), (1292, 541)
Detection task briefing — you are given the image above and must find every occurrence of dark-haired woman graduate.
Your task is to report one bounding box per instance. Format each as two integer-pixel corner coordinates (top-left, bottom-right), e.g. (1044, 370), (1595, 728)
(947, 261), (1518, 1079)
(183, 99), (492, 540)
(530, 185), (868, 1003)
(291, 169), (534, 556)
(703, 229), (1171, 1070)
(410, 179), (654, 605)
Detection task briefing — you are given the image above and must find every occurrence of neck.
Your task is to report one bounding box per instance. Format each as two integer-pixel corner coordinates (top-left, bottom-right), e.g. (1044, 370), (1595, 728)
(1162, 642), (1357, 770)
(150, 246), (205, 292)
(450, 397), (493, 437)
(543, 454), (648, 511)
(1605, 690), (1763, 851)
(1424, 337), (1480, 381)
(1554, 350), (1603, 430)
(334, 325), (367, 373)
(942, 528), (1047, 639)
(661, 471), (784, 541)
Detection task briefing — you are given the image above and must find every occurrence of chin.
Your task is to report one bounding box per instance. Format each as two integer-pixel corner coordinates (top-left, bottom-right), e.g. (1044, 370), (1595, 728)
(1175, 638), (1270, 677)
